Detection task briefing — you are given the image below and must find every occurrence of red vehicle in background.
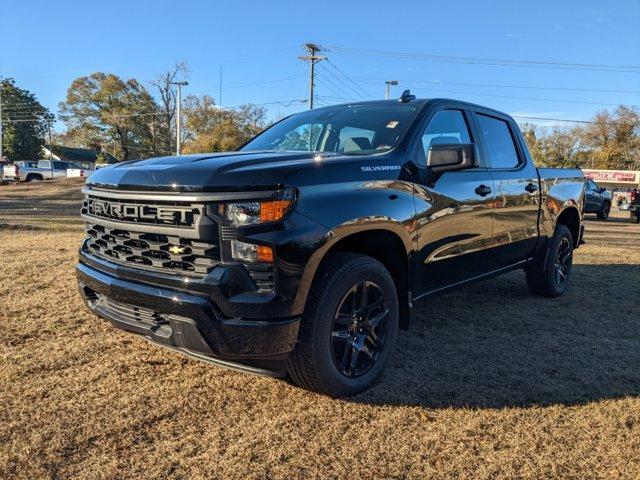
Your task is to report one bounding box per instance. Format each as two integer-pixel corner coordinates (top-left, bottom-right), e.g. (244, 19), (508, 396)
(629, 189), (640, 223)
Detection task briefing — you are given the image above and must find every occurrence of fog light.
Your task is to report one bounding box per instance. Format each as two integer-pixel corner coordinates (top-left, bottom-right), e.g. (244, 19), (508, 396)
(231, 240), (273, 263)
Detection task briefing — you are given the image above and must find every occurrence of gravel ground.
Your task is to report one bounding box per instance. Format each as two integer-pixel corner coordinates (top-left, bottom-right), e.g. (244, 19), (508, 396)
(1, 179), (639, 479)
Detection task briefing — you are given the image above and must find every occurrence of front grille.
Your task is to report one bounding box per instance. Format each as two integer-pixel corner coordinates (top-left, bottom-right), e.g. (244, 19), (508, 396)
(92, 292), (168, 328)
(85, 224), (219, 275)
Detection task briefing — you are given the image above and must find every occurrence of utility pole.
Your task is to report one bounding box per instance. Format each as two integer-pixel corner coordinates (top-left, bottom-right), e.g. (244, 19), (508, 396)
(171, 81), (188, 155)
(385, 80), (398, 99)
(219, 65), (223, 108)
(298, 43), (326, 109)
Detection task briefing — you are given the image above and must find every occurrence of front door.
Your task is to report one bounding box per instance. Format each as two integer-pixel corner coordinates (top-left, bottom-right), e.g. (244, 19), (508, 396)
(585, 179), (601, 212)
(412, 108), (496, 296)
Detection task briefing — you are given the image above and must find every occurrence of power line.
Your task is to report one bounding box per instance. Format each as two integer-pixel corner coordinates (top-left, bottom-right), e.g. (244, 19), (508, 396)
(187, 76), (305, 97)
(317, 64), (366, 101)
(314, 77), (348, 101)
(390, 85), (640, 108)
(315, 71), (355, 101)
(349, 75), (640, 96)
(328, 46), (640, 74)
(325, 59), (372, 99)
(511, 115), (631, 126)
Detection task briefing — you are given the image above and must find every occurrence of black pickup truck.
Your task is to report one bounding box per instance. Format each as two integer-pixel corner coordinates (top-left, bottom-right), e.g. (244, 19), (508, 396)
(77, 93), (585, 396)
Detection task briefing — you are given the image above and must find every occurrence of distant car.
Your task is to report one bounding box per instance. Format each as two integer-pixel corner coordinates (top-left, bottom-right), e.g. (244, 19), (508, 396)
(584, 179), (612, 220)
(13, 160), (82, 182)
(2, 164), (20, 182)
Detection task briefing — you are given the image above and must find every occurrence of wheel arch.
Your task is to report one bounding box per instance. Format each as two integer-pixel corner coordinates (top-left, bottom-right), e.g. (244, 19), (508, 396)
(26, 172), (44, 181)
(555, 206), (581, 247)
(293, 225), (413, 330)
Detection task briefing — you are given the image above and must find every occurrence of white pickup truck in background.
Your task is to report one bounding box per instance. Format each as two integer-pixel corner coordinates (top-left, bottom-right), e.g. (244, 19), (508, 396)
(2, 160), (85, 182)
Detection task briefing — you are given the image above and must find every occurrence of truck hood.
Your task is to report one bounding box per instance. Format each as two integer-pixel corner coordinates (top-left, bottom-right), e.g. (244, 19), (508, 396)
(86, 150), (368, 192)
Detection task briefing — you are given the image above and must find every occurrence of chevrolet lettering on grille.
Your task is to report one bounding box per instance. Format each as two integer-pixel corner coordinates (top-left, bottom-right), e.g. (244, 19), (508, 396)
(86, 198), (197, 226)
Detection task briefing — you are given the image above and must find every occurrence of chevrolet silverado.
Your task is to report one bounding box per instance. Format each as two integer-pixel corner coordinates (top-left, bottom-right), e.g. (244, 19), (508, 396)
(77, 93), (586, 396)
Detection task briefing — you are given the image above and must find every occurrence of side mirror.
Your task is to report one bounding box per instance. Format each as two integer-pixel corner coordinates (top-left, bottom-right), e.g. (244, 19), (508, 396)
(599, 186), (607, 193)
(427, 143), (478, 172)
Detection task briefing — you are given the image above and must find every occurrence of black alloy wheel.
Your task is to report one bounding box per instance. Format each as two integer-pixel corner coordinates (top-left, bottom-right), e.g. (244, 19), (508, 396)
(526, 224), (574, 298)
(287, 253), (399, 397)
(553, 236), (572, 287)
(330, 281), (389, 378)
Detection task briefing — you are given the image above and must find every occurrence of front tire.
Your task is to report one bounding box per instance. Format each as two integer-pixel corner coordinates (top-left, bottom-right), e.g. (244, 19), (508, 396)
(287, 253), (399, 397)
(597, 202), (610, 220)
(526, 224), (574, 298)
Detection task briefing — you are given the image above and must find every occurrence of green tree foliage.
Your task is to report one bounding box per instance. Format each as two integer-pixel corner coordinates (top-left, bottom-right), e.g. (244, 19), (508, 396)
(1, 78), (53, 161)
(520, 106), (640, 170)
(59, 73), (164, 161)
(59, 67), (267, 160)
(581, 106), (640, 170)
(181, 95), (267, 153)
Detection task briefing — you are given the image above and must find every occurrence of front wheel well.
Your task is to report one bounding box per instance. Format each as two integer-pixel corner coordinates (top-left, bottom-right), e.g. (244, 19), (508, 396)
(321, 230), (411, 329)
(556, 207), (581, 247)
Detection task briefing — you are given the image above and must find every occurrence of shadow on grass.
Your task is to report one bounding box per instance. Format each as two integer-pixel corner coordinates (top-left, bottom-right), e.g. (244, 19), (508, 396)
(356, 264), (640, 409)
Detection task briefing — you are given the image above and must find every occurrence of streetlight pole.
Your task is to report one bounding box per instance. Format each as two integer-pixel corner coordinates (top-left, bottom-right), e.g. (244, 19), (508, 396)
(385, 80), (398, 100)
(171, 81), (188, 155)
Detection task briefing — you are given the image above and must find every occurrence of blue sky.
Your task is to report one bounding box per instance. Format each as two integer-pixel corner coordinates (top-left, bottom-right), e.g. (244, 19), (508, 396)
(1, 0), (639, 129)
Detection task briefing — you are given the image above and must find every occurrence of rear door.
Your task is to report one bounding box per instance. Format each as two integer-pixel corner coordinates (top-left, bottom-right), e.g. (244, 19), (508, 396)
(411, 107), (496, 295)
(472, 111), (540, 268)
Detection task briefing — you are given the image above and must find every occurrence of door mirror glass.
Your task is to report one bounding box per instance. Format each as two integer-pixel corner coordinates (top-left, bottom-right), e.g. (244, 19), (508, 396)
(427, 143), (478, 172)
(599, 186), (607, 193)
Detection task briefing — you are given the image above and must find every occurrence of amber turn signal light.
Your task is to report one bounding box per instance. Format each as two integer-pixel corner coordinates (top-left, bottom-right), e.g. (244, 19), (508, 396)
(257, 245), (274, 262)
(260, 199), (293, 223)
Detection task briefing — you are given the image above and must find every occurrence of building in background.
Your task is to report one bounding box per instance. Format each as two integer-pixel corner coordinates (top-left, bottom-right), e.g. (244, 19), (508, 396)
(42, 145), (119, 171)
(582, 169), (640, 206)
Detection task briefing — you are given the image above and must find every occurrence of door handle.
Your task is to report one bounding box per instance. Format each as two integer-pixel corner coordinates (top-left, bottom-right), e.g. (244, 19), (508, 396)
(525, 182), (538, 193)
(475, 184), (492, 196)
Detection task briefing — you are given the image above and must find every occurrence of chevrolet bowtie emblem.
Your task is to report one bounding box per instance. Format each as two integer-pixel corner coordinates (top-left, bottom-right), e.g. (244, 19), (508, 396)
(169, 245), (187, 254)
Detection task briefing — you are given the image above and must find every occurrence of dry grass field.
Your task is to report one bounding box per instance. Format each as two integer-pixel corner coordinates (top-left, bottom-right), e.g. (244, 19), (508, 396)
(1, 179), (639, 479)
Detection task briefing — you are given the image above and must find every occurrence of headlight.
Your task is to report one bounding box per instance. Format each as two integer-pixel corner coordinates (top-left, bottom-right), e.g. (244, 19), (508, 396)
(219, 190), (295, 226)
(218, 190), (295, 263)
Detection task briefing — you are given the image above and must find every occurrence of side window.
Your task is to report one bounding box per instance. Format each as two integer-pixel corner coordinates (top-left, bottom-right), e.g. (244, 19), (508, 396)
(587, 180), (597, 191)
(476, 114), (520, 169)
(53, 161), (66, 169)
(418, 110), (472, 165)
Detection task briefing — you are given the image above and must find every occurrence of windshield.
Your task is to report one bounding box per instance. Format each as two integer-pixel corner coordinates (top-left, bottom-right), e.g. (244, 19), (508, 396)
(241, 104), (420, 155)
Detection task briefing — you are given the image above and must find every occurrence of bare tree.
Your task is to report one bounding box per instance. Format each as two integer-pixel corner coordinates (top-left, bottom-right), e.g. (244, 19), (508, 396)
(150, 62), (189, 155)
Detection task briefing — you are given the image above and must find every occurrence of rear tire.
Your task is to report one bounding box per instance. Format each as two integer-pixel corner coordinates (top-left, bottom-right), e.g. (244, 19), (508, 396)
(26, 174), (43, 182)
(596, 202), (610, 220)
(526, 224), (574, 298)
(287, 253), (399, 397)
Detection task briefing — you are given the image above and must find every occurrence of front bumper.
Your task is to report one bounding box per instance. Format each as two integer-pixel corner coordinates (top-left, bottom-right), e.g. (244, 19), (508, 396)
(77, 261), (300, 376)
